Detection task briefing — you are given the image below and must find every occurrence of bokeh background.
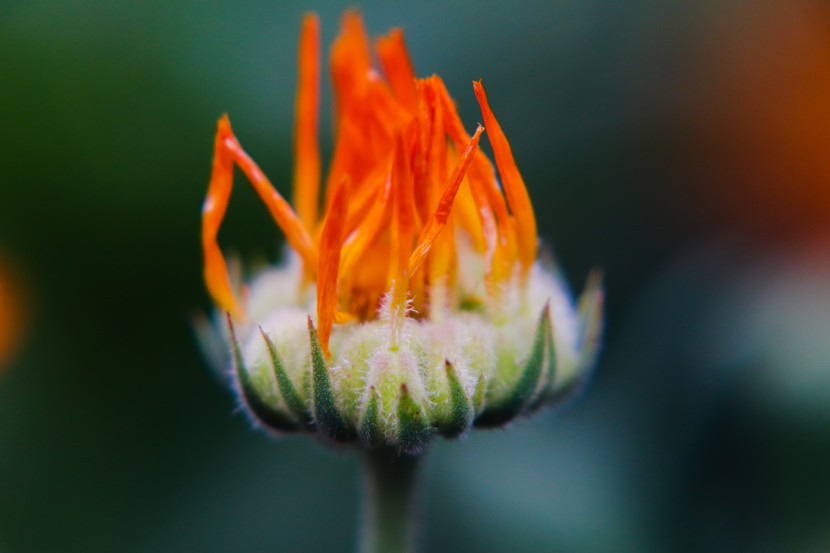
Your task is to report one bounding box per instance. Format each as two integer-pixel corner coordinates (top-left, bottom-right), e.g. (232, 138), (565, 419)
(2, 0), (830, 551)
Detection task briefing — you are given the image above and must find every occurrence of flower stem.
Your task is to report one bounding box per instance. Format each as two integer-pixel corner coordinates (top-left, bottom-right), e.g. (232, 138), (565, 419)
(359, 449), (425, 553)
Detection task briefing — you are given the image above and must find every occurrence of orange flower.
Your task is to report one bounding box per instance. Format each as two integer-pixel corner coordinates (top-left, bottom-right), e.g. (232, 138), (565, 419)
(199, 12), (601, 449)
(202, 12), (538, 358)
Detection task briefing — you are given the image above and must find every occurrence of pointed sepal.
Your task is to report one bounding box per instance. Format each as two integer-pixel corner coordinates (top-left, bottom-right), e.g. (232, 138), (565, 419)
(474, 303), (550, 427)
(359, 386), (385, 447)
(576, 269), (604, 376)
(308, 316), (356, 442)
(527, 304), (558, 413)
(227, 314), (299, 432)
(547, 270), (604, 409)
(472, 373), (486, 416)
(397, 384), (431, 454)
(259, 327), (314, 430)
(436, 360), (472, 437)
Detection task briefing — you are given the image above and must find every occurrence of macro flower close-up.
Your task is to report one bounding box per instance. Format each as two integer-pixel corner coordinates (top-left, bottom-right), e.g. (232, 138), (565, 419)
(201, 12), (602, 454)
(197, 13), (602, 549)
(4, 1), (830, 552)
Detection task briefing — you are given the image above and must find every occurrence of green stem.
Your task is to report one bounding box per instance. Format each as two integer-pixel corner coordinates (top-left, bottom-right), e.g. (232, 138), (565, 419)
(359, 449), (425, 553)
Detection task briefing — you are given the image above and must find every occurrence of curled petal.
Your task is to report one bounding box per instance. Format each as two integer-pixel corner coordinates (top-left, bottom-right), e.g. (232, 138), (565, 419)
(473, 80), (538, 271)
(408, 125), (484, 276)
(201, 116), (317, 318)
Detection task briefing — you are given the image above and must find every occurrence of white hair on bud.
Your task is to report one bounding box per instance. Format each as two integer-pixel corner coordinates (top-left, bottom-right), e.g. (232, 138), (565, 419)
(225, 250), (589, 444)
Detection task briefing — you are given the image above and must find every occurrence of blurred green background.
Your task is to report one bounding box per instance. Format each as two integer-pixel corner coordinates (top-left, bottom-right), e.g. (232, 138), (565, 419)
(2, 0), (830, 551)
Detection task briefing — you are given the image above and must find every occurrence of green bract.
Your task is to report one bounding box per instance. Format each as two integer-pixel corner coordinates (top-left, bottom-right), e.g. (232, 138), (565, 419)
(221, 264), (603, 455)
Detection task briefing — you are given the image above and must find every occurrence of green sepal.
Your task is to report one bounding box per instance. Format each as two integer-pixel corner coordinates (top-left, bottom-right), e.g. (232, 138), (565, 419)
(259, 327), (314, 430)
(546, 271), (604, 409)
(527, 305), (558, 413)
(359, 386), (384, 447)
(307, 317), (356, 443)
(436, 361), (472, 437)
(576, 270), (604, 376)
(472, 373), (486, 415)
(474, 303), (550, 428)
(227, 314), (299, 432)
(397, 384), (431, 454)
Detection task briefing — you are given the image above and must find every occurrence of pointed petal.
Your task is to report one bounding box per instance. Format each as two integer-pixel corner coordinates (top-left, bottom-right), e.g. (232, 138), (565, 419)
(473, 80), (538, 270)
(330, 11), (372, 123)
(408, 125), (484, 276)
(376, 28), (418, 112)
(202, 115), (243, 317)
(435, 78), (507, 271)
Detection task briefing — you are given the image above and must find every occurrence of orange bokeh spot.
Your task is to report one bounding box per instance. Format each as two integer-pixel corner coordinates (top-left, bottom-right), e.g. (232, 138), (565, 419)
(0, 256), (28, 372)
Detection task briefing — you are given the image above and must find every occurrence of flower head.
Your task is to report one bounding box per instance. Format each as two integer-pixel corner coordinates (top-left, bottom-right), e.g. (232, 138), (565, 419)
(201, 12), (602, 453)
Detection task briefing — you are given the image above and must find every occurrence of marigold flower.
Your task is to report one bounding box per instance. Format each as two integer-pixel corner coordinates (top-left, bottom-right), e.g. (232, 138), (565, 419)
(201, 12), (602, 453)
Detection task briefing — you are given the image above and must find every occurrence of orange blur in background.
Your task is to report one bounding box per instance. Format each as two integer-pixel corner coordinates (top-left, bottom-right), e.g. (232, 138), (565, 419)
(678, 1), (830, 239)
(0, 255), (28, 371)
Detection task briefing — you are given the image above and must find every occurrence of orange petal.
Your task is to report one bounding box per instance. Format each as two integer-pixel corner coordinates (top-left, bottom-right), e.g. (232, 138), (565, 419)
(426, 204), (457, 315)
(389, 128), (415, 308)
(473, 80), (538, 269)
(316, 177), (350, 358)
(488, 217), (520, 298)
(343, 164), (388, 235)
(323, 117), (362, 210)
(452, 167), (487, 253)
(334, 310), (356, 324)
(435, 78), (505, 262)
(202, 115), (243, 318)
(408, 125), (484, 276)
(331, 11), (372, 125)
(376, 28), (418, 113)
(424, 77), (448, 213)
(457, 174), (498, 267)
(221, 125), (318, 270)
(293, 13), (321, 232)
(411, 78), (436, 226)
(339, 170), (393, 277)
(323, 84), (398, 213)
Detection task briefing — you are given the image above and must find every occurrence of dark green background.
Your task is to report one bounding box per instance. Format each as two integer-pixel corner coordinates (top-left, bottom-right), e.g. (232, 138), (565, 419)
(2, 1), (830, 552)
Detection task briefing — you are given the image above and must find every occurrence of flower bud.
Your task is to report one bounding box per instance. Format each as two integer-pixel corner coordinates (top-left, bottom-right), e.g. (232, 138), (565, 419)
(199, 12), (603, 454)
(221, 261), (602, 454)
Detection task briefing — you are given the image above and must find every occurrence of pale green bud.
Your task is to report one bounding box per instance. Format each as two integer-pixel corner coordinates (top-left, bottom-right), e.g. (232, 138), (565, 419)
(216, 261), (603, 455)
